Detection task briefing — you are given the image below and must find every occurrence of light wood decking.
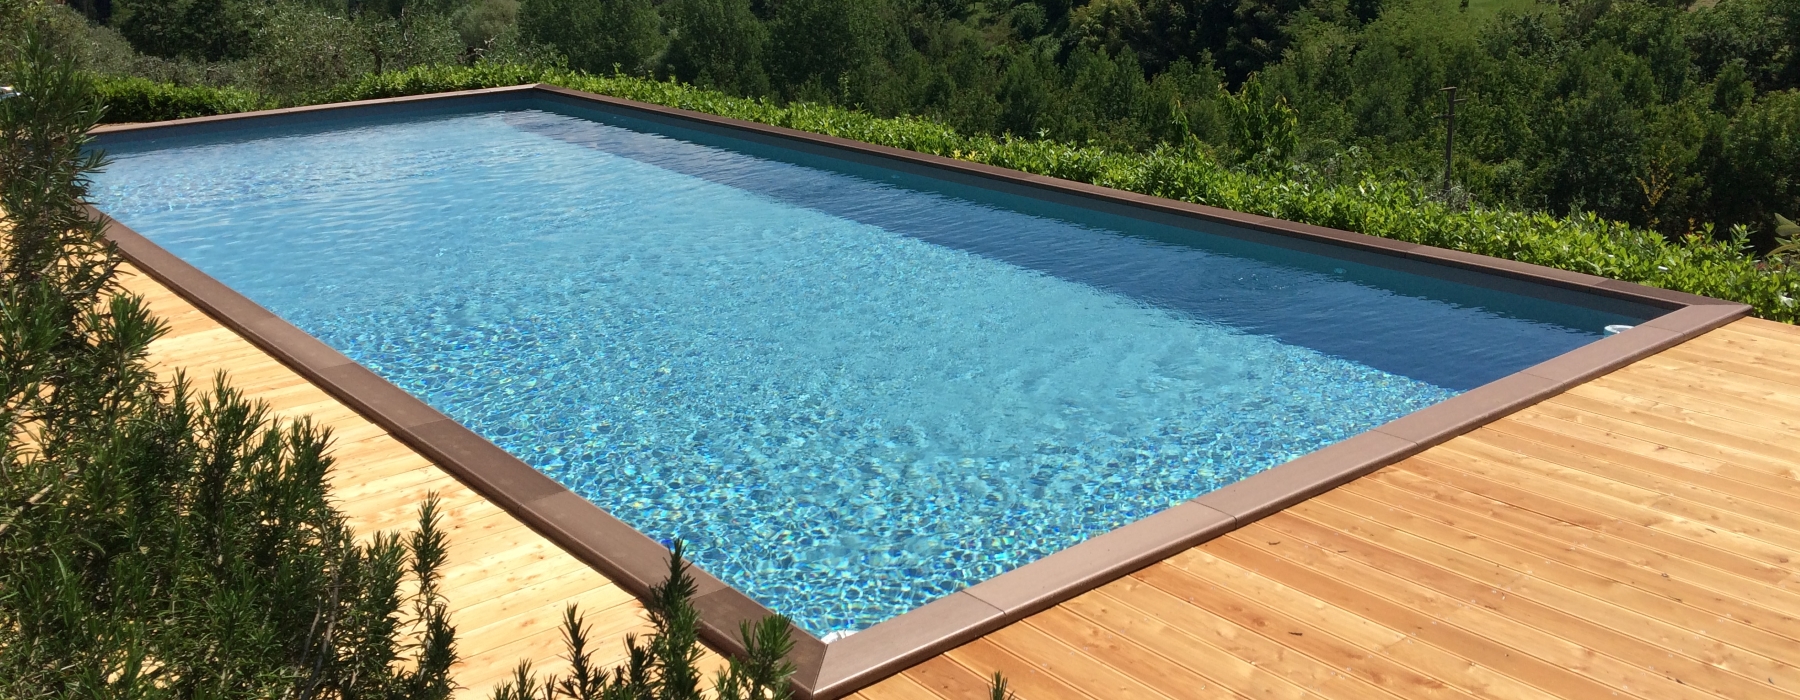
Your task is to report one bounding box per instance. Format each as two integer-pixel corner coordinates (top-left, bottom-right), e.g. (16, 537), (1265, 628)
(126, 262), (1800, 700)
(855, 318), (1800, 700)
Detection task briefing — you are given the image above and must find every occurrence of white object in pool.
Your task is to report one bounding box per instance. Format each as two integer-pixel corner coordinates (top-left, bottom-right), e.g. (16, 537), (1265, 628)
(1604, 324), (1635, 336)
(821, 630), (856, 643)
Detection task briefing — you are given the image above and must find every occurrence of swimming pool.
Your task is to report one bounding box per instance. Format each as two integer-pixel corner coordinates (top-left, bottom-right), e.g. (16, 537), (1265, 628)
(92, 93), (1661, 639)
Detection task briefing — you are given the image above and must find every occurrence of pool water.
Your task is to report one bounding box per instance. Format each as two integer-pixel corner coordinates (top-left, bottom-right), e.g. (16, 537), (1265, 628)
(93, 106), (1644, 635)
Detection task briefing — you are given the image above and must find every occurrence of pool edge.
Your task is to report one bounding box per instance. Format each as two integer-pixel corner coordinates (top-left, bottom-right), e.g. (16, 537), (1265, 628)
(86, 85), (1753, 699)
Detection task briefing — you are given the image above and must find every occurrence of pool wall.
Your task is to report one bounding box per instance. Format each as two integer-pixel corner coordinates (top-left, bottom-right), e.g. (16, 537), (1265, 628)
(90, 83), (1751, 698)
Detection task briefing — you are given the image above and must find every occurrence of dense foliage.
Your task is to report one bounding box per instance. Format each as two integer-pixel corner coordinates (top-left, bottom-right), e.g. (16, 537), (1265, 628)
(0, 19), (459, 698)
(94, 74), (268, 122)
(39, 0), (1800, 252)
(23, 0), (1800, 319)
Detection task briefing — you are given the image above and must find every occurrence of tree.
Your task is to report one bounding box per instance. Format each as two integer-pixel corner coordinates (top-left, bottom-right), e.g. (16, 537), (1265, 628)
(0, 26), (456, 697)
(1710, 90), (1800, 250)
(663, 0), (769, 96)
(111, 0), (255, 62)
(1227, 73), (1298, 168)
(765, 0), (896, 102)
(456, 0), (524, 55)
(996, 46), (1061, 137)
(518, 0), (663, 75)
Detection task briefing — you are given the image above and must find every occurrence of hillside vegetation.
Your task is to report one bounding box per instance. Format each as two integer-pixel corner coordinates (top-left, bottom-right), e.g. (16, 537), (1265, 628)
(23, 0), (1800, 321)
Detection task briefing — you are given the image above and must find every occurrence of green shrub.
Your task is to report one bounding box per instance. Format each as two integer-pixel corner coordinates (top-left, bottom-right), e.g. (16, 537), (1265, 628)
(492, 543), (797, 700)
(94, 63), (1800, 322)
(94, 74), (266, 123)
(3, 29), (456, 698)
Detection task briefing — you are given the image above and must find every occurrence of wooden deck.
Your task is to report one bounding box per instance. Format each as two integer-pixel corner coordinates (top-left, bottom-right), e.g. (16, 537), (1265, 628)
(857, 318), (1800, 700)
(125, 263), (1800, 700)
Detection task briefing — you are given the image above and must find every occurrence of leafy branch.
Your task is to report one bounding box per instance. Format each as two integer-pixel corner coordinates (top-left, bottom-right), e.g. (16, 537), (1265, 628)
(491, 541), (797, 700)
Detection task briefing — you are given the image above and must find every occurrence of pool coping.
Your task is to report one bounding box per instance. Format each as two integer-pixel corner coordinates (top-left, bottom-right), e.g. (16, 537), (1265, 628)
(88, 83), (1752, 698)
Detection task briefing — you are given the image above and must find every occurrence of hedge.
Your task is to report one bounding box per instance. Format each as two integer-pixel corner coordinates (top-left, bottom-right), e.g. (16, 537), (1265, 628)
(93, 75), (268, 124)
(95, 64), (1800, 323)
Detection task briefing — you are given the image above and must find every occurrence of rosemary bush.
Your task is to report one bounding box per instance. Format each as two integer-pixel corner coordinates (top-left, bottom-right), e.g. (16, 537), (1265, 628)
(491, 542), (798, 700)
(0, 26), (456, 699)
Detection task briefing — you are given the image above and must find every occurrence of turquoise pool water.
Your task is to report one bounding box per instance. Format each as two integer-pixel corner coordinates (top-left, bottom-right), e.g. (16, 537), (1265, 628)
(92, 105), (1645, 636)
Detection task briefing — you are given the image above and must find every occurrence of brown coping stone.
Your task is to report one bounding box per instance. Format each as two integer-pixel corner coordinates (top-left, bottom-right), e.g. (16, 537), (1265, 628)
(1190, 431), (1421, 524)
(1637, 301), (1754, 332)
(401, 420), (571, 503)
(962, 501), (1234, 616)
(521, 490), (722, 597)
(1519, 327), (1682, 385)
(1597, 277), (1743, 307)
(1370, 372), (1562, 444)
(810, 592), (1006, 697)
(315, 363), (461, 430)
(692, 587), (829, 680)
(241, 316), (357, 373)
(88, 85), (1758, 699)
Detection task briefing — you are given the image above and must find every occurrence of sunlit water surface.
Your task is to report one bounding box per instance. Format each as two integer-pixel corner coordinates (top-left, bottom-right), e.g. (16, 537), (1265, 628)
(92, 107), (1636, 635)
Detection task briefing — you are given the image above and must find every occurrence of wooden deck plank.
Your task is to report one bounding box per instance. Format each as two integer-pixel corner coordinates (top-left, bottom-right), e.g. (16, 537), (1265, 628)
(1516, 403), (1800, 484)
(1586, 372), (1800, 435)
(1115, 564), (1474, 700)
(1662, 345), (1800, 392)
(942, 637), (1098, 700)
(1615, 358), (1800, 412)
(1191, 535), (1620, 700)
(1707, 326), (1800, 362)
(1342, 472), (1800, 657)
(1726, 316), (1800, 340)
(1066, 582), (1320, 700)
(1396, 455), (1800, 615)
(981, 621), (1180, 700)
(1473, 417), (1800, 545)
(1429, 439), (1800, 588)
(892, 656), (1004, 700)
(1022, 606), (1263, 700)
(854, 673), (951, 700)
(1229, 520), (1730, 700)
(1126, 557), (1549, 700)
(1545, 389), (1800, 474)
(1673, 328), (1800, 364)
(1291, 495), (1800, 696)
(454, 591), (657, 689)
